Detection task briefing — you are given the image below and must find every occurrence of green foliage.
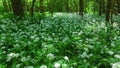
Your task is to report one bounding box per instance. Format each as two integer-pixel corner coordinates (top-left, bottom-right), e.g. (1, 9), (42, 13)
(0, 13), (120, 68)
(0, 13), (14, 19)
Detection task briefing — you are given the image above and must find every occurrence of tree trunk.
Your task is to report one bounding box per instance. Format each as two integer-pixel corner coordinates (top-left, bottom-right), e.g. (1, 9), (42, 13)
(49, 0), (53, 14)
(10, 0), (24, 17)
(106, 0), (112, 22)
(117, 0), (120, 13)
(102, 0), (105, 14)
(40, 0), (44, 13)
(99, 0), (102, 15)
(79, 0), (84, 16)
(22, 0), (27, 11)
(30, 0), (36, 17)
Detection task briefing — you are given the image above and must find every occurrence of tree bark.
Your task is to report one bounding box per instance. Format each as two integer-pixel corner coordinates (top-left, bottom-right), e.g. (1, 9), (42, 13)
(117, 0), (120, 13)
(102, 0), (105, 14)
(49, 0), (53, 14)
(106, 0), (112, 22)
(79, 0), (84, 16)
(99, 0), (102, 15)
(30, 0), (36, 17)
(40, 0), (44, 13)
(22, 0), (27, 11)
(10, 0), (24, 17)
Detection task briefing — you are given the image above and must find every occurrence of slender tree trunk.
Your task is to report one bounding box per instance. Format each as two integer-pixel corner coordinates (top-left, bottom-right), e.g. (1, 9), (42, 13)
(106, 0), (112, 22)
(93, 0), (96, 13)
(30, 0), (36, 17)
(10, 0), (24, 17)
(79, 0), (84, 16)
(49, 0), (53, 14)
(40, 0), (44, 13)
(102, 0), (105, 14)
(106, 0), (113, 47)
(117, 0), (120, 13)
(99, 0), (102, 15)
(22, 0), (27, 11)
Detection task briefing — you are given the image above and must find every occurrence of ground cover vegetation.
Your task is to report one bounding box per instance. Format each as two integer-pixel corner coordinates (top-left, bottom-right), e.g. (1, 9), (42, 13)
(0, 0), (120, 68)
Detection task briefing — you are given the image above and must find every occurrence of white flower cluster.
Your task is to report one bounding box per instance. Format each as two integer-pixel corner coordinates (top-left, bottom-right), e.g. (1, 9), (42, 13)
(113, 22), (118, 28)
(114, 54), (120, 59)
(54, 63), (61, 68)
(7, 53), (19, 61)
(40, 65), (47, 68)
(81, 52), (93, 59)
(63, 56), (69, 61)
(111, 42), (116, 47)
(47, 53), (55, 60)
(21, 56), (31, 62)
(112, 62), (120, 68)
(108, 51), (114, 55)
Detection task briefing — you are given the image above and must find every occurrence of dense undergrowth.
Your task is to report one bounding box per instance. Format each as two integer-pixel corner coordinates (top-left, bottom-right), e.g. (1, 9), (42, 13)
(0, 13), (120, 68)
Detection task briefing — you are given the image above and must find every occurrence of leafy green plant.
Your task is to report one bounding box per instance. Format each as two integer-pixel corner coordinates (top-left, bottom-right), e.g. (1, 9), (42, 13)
(0, 13), (120, 68)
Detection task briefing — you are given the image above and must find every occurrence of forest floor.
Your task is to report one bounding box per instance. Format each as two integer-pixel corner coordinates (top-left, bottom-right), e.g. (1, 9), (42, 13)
(0, 13), (120, 68)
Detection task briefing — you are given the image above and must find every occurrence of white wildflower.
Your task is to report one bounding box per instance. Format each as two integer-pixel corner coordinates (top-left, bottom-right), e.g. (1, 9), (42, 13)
(7, 53), (19, 61)
(28, 41), (31, 44)
(47, 53), (55, 60)
(30, 35), (37, 39)
(89, 54), (93, 57)
(81, 52), (87, 58)
(63, 56), (69, 61)
(54, 63), (60, 68)
(113, 22), (118, 28)
(24, 66), (34, 68)
(111, 42), (115, 47)
(112, 62), (120, 68)
(8, 53), (19, 57)
(92, 19), (96, 22)
(30, 36), (35, 39)
(40, 65), (47, 68)
(114, 54), (120, 59)
(108, 51), (114, 55)
(21, 57), (27, 62)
